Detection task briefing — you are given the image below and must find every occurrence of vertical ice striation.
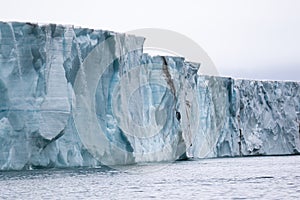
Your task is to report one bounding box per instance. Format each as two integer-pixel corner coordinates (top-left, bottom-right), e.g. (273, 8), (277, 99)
(0, 22), (299, 170)
(236, 80), (300, 155)
(193, 76), (300, 158)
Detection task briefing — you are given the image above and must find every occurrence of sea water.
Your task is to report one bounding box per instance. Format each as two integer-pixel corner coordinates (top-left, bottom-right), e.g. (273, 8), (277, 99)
(0, 156), (299, 199)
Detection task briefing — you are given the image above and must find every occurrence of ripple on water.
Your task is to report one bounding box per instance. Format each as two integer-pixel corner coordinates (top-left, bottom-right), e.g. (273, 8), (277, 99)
(0, 156), (300, 199)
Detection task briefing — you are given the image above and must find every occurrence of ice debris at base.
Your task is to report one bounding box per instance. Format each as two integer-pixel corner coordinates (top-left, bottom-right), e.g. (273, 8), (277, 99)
(0, 22), (299, 170)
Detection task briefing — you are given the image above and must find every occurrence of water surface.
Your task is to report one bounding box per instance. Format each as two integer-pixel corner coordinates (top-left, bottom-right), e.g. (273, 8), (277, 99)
(1, 156), (300, 199)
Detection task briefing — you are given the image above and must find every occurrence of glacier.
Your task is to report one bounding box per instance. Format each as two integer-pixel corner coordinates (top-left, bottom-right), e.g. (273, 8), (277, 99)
(0, 22), (299, 170)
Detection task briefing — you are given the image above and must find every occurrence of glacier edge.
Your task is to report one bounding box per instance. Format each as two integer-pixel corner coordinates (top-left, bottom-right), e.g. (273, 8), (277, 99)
(0, 21), (299, 170)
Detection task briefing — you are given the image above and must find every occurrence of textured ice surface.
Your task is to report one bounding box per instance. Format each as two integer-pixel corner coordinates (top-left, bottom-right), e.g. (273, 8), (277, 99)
(0, 22), (299, 170)
(193, 76), (300, 158)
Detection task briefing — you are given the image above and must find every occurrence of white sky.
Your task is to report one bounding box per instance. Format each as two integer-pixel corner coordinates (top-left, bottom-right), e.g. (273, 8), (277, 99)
(1, 0), (299, 81)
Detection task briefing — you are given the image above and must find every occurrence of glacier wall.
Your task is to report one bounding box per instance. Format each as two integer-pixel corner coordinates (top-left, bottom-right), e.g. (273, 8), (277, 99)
(0, 22), (299, 170)
(193, 76), (300, 158)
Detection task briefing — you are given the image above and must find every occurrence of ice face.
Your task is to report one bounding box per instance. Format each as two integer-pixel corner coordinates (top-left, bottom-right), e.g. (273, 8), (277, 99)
(0, 22), (109, 169)
(193, 76), (300, 158)
(0, 22), (299, 170)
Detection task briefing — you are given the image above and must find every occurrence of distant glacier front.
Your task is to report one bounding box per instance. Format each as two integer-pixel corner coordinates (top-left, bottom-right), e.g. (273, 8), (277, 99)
(0, 22), (299, 170)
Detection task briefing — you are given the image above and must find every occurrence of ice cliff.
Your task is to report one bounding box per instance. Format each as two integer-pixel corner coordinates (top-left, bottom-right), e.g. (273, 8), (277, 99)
(194, 77), (300, 158)
(0, 22), (299, 170)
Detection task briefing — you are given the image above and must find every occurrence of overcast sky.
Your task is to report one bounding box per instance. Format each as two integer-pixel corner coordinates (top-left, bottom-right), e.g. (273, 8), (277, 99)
(1, 0), (299, 81)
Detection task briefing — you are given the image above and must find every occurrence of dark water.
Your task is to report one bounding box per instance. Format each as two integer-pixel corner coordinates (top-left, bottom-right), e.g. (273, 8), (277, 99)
(1, 156), (300, 199)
